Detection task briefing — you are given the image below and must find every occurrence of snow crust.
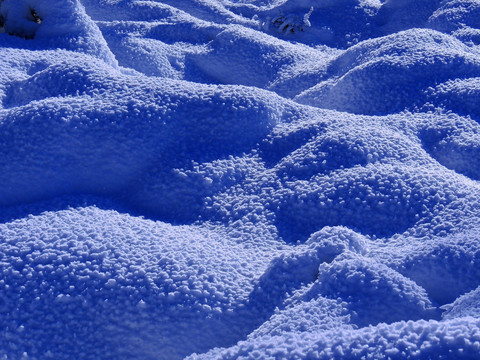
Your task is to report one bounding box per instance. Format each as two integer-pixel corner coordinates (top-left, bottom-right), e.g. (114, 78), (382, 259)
(1, 0), (480, 359)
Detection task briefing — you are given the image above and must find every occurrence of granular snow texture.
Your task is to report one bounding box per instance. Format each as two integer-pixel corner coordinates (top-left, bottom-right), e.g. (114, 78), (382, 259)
(1, 0), (480, 359)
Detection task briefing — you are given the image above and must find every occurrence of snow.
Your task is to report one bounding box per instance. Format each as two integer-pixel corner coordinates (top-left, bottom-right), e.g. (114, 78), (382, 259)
(0, 0), (480, 359)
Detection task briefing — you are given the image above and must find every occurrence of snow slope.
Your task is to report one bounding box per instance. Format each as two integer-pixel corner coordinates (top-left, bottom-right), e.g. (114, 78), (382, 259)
(1, 0), (480, 359)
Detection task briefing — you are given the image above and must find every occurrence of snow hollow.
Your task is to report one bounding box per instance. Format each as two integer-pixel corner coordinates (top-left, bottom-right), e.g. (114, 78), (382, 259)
(1, 0), (480, 359)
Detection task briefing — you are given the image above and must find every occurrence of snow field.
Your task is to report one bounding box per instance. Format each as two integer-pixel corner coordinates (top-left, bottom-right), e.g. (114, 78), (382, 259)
(1, 0), (480, 359)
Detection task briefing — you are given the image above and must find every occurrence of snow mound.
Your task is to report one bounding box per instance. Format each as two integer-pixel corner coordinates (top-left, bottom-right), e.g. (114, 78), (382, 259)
(0, 50), (290, 211)
(429, 0), (480, 44)
(443, 286), (480, 319)
(312, 252), (436, 327)
(0, 204), (277, 359)
(187, 25), (319, 88)
(191, 318), (480, 359)
(295, 29), (480, 115)
(0, 0), (116, 65)
(428, 77), (480, 121)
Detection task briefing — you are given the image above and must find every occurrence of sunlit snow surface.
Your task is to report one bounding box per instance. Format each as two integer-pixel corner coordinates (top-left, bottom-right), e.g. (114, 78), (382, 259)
(1, 0), (480, 358)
